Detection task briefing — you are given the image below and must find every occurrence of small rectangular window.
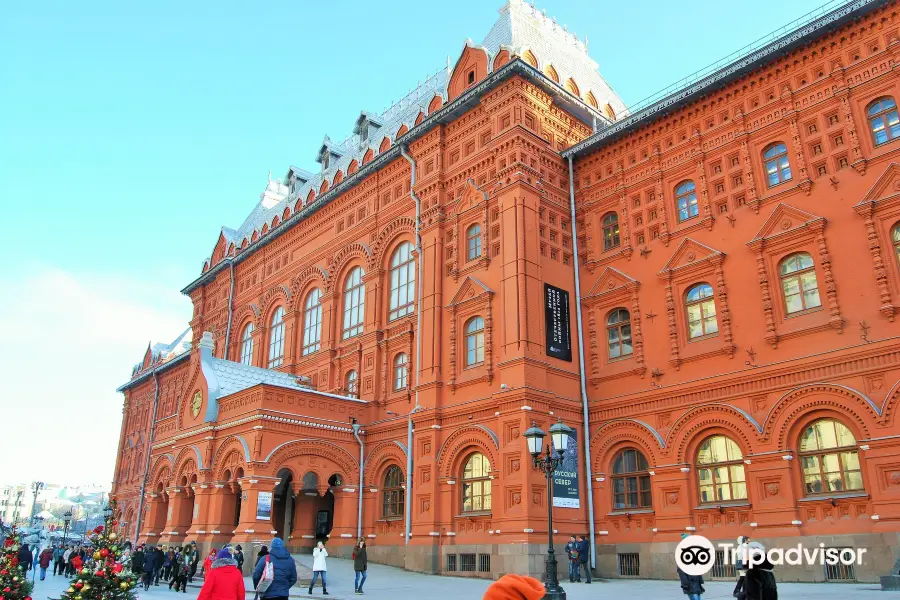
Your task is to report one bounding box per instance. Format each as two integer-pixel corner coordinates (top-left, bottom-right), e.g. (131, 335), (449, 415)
(478, 554), (491, 573)
(711, 551), (737, 579)
(824, 549), (856, 581)
(446, 555), (457, 572)
(467, 70), (475, 85)
(460, 554), (476, 572)
(618, 553), (640, 577)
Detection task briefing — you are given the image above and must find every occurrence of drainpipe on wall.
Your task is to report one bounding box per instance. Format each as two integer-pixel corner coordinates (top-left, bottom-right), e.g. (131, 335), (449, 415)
(132, 369), (161, 545)
(568, 155), (597, 570)
(224, 260), (235, 360)
(400, 145), (424, 549)
(352, 422), (364, 540)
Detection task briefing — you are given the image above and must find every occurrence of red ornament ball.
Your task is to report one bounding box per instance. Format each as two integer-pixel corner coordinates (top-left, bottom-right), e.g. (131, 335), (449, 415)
(112, 564), (123, 573)
(99, 549), (109, 558)
(0, 570), (6, 575)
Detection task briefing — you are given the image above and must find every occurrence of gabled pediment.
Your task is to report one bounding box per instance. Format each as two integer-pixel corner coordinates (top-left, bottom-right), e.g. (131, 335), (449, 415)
(658, 238), (724, 275)
(459, 178), (487, 211)
(749, 203), (824, 244)
(857, 162), (900, 207)
(447, 276), (494, 307)
(585, 267), (639, 297)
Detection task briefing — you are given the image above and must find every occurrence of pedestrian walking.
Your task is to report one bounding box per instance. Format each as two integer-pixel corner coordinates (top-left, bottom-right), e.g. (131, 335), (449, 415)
(169, 548), (188, 593)
(575, 535), (591, 584)
(142, 544), (157, 591)
(38, 547), (53, 580)
(163, 549), (174, 582)
(482, 574), (544, 600)
(17, 543), (31, 575)
(188, 544), (200, 583)
(234, 545), (244, 573)
(52, 544), (63, 576)
(202, 548), (216, 578)
(132, 545), (145, 575)
(564, 536), (580, 583)
(255, 545), (268, 567)
(352, 539), (368, 595)
(307, 541), (328, 595)
(252, 537), (297, 600)
(733, 535), (750, 598)
(62, 546), (72, 576)
(153, 545), (164, 585)
(677, 534), (705, 600)
(743, 542), (777, 600)
(197, 548), (244, 600)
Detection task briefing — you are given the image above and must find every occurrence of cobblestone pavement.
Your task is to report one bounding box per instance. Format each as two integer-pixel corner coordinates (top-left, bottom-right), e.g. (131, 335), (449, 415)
(27, 560), (889, 600)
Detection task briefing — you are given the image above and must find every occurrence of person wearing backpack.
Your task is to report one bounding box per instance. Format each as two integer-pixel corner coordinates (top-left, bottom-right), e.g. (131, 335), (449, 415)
(564, 536), (580, 583)
(253, 537), (297, 600)
(308, 541), (328, 595)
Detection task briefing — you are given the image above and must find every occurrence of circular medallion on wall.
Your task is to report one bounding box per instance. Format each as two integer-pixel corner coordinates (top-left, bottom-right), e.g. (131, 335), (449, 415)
(190, 390), (202, 418)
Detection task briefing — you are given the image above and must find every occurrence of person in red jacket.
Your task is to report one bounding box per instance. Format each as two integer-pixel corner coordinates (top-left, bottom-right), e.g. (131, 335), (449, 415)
(38, 547), (54, 580)
(197, 548), (244, 600)
(202, 549), (217, 578)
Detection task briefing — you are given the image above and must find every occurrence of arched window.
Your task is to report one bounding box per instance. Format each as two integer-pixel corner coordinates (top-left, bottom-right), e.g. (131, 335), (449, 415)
(602, 212), (620, 251)
(465, 316), (485, 367)
(382, 465), (404, 518)
(799, 419), (863, 495)
(612, 448), (651, 509)
(675, 180), (698, 222)
(342, 267), (365, 339)
(346, 370), (359, 399)
(696, 435), (747, 503)
(461, 453), (491, 513)
(389, 242), (415, 321)
(607, 309), (632, 359)
(466, 224), (482, 261)
(544, 64), (559, 83)
(685, 283), (717, 339)
(302, 288), (322, 356)
(394, 353), (408, 391)
(892, 223), (900, 266)
(779, 253), (821, 314)
(239, 323), (254, 366)
(867, 97), (900, 146)
(763, 143), (792, 187)
(267, 306), (285, 368)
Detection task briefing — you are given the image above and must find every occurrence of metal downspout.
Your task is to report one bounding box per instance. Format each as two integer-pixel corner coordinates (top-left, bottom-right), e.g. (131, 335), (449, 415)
(224, 260), (235, 360)
(352, 423), (364, 540)
(400, 146), (424, 549)
(132, 369), (160, 545)
(568, 155), (596, 569)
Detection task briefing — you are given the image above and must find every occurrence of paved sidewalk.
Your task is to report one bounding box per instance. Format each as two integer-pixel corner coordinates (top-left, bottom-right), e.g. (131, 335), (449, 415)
(28, 560), (892, 600)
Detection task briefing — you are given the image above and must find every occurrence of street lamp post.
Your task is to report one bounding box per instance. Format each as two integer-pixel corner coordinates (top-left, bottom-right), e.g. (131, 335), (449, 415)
(524, 419), (573, 600)
(62, 510), (72, 546)
(29, 481), (44, 526)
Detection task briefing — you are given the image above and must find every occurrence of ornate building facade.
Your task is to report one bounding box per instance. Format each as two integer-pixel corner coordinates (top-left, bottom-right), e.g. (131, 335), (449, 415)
(111, 0), (900, 582)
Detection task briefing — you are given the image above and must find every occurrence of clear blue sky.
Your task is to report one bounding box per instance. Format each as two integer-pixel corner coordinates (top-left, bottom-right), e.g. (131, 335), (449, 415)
(0, 0), (827, 485)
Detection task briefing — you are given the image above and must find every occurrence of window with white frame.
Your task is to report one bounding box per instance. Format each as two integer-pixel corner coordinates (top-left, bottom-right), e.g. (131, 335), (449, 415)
(389, 242), (415, 321)
(394, 353), (408, 391)
(343, 267), (365, 339)
(239, 322), (254, 365)
(302, 288), (323, 355)
(268, 306), (285, 368)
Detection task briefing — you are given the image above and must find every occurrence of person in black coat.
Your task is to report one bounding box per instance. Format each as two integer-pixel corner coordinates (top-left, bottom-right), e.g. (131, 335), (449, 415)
(141, 547), (156, 590)
(742, 542), (777, 600)
(17, 543), (31, 574)
(131, 546), (145, 574)
(678, 567), (705, 600)
(234, 545), (244, 573)
(575, 535), (591, 584)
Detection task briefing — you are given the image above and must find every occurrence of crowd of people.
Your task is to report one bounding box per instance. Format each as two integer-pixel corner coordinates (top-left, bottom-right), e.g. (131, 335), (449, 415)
(121, 541), (246, 593)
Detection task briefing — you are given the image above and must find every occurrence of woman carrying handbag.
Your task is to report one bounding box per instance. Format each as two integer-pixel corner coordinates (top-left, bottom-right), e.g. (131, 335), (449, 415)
(252, 538), (297, 600)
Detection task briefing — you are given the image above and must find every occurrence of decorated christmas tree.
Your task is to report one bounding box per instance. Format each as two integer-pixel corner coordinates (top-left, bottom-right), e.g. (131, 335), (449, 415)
(0, 527), (34, 600)
(61, 503), (137, 600)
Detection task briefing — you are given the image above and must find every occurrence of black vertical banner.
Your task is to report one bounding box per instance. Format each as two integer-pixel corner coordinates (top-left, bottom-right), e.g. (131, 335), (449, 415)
(544, 284), (572, 362)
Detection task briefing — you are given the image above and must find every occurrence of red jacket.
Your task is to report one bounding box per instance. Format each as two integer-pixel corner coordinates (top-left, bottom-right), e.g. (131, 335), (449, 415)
(39, 549), (53, 569)
(197, 560), (245, 600)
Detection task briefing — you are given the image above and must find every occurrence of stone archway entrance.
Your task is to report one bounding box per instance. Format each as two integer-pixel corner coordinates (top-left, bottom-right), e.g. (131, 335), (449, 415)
(273, 469), (294, 541)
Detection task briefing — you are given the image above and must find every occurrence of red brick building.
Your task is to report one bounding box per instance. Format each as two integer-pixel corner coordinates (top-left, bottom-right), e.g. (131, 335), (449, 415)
(112, 0), (900, 582)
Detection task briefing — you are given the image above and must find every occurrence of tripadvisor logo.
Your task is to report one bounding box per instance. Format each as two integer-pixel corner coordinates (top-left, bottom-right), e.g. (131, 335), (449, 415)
(674, 534), (868, 576)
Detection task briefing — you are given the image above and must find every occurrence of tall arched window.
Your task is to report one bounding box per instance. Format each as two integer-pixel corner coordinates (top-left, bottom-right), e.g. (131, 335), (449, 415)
(779, 253), (821, 314)
(389, 242), (415, 321)
(612, 448), (651, 510)
(800, 419), (863, 495)
(696, 435), (747, 503)
(607, 309), (632, 359)
(461, 453), (491, 513)
(382, 465), (405, 518)
(346, 370), (359, 399)
(465, 316), (485, 367)
(763, 143), (792, 187)
(676, 181), (698, 222)
(239, 323), (254, 366)
(602, 212), (620, 251)
(394, 353), (408, 391)
(267, 306), (285, 368)
(892, 223), (900, 267)
(466, 224), (482, 261)
(302, 288), (322, 356)
(867, 97), (900, 146)
(343, 267), (365, 339)
(685, 283), (717, 339)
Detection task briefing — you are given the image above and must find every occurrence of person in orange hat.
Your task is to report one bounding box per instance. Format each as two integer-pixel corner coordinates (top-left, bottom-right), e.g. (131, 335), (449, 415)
(482, 574), (545, 600)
